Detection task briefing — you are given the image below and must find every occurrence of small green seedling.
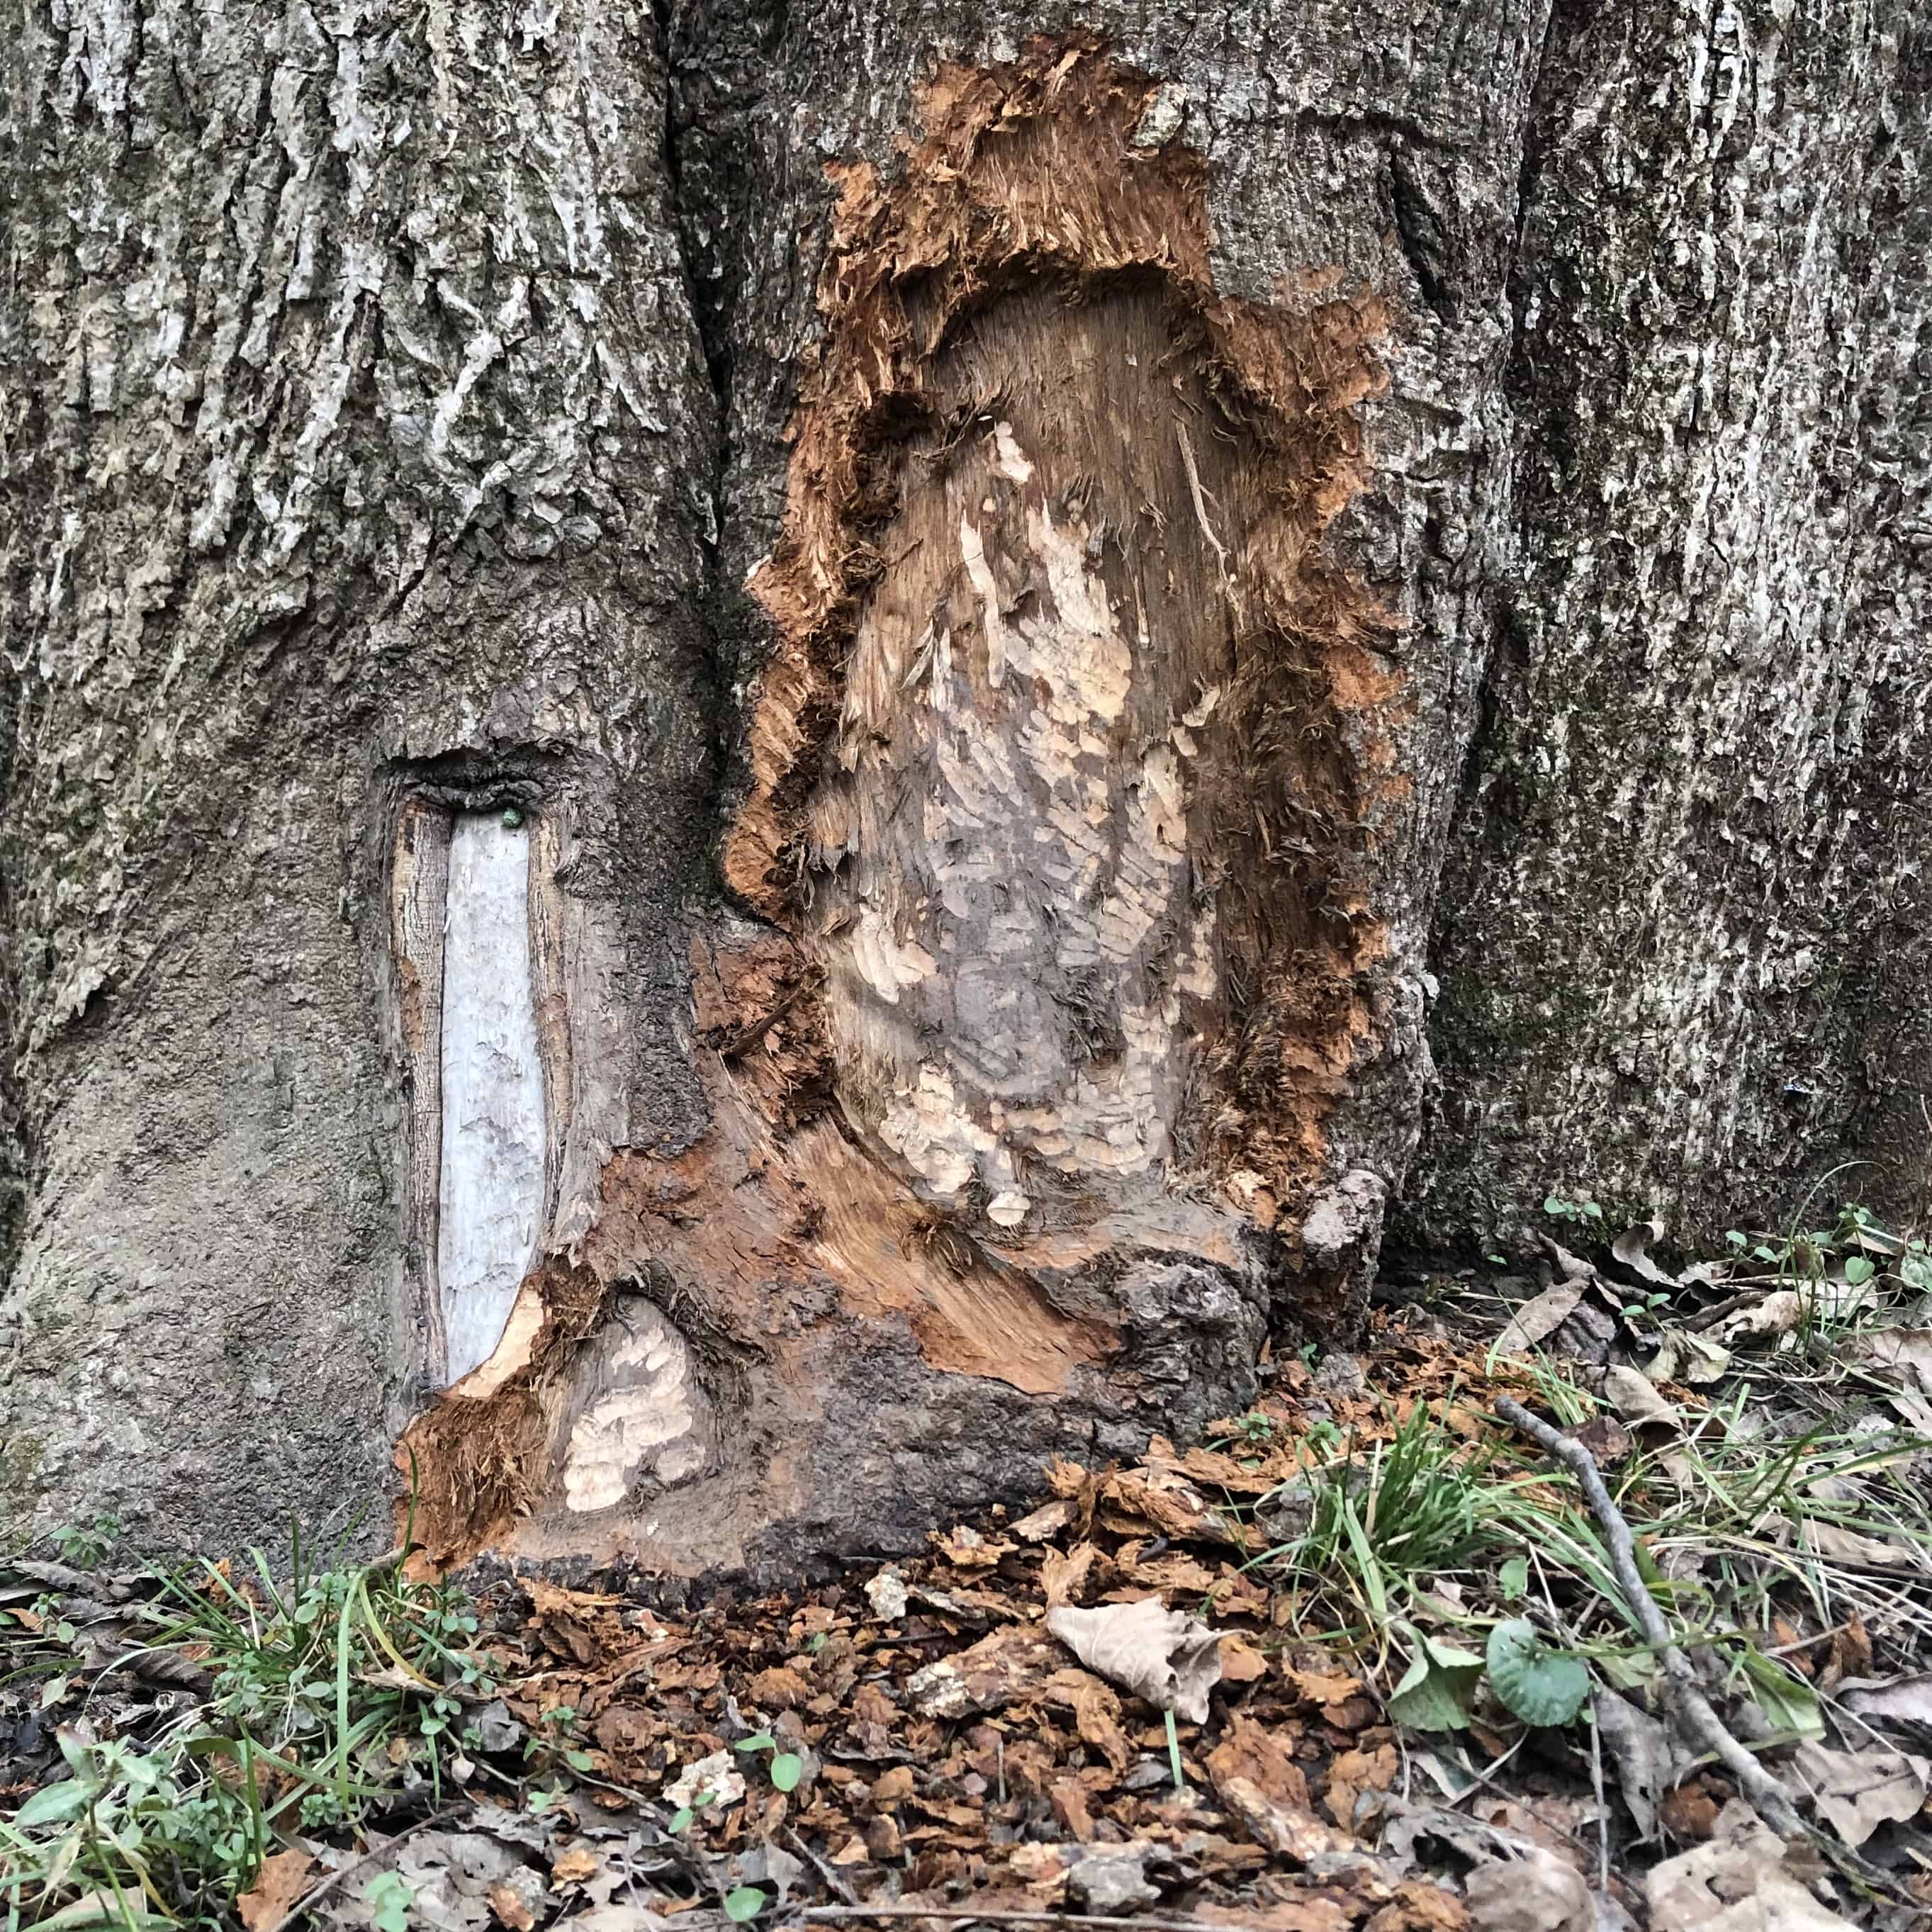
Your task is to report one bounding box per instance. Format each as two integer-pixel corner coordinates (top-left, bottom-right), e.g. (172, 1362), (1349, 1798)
(1543, 1195), (1604, 1227)
(366, 1872), (415, 1932)
(724, 1886), (766, 1923)
(49, 1515), (120, 1566)
(1621, 1288), (1671, 1325)
(527, 1704), (595, 1774)
(734, 1731), (804, 1794)
(667, 1787), (706, 1834)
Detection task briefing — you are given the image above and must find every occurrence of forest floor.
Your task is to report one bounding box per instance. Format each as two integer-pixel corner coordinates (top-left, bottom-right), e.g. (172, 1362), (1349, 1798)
(6, 1208), (1932, 1932)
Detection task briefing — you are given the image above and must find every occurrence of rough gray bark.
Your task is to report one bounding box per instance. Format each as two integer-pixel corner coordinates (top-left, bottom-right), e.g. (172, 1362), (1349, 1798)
(1, 0), (1926, 1568)
(1402, 0), (1932, 1252)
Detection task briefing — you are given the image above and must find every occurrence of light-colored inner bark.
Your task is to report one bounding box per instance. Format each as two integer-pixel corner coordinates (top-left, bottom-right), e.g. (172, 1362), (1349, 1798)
(437, 814), (545, 1384)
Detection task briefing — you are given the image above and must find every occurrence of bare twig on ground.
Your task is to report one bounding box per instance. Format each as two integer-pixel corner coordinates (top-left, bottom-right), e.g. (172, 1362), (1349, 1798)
(786, 1825), (861, 1906)
(1493, 1394), (1809, 1839)
(1587, 1691), (1609, 1894)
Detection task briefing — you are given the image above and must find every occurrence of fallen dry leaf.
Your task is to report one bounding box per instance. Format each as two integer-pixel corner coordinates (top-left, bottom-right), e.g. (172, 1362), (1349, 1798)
(1010, 1497), (1077, 1542)
(907, 1624), (1063, 1719)
(1858, 1326), (1932, 1392)
(550, 1846), (604, 1885)
(1361, 1882), (1471, 1932)
(1841, 1670), (1932, 1732)
(1045, 1597), (1223, 1722)
(1324, 1743), (1398, 1831)
(1462, 1847), (1594, 1932)
(1613, 1220), (1679, 1289)
(1041, 1541), (1101, 1607)
(1568, 1413), (1635, 1466)
(1645, 1801), (1860, 1931)
(662, 1748), (746, 1812)
(1219, 1633), (1269, 1683)
(1493, 1279), (1587, 1357)
(236, 1848), (316, 1932)
(746, 1663), (813, 1708)
(1044, 1667), (1134, 1772)
(1603, 1365), (1683, 1431)
(1284, 1663), (1366, 1711)
(1800, 1518), (1926, 1572)
(1198, 1902), (1357, 1932)
(1644, 1325), (1731, 1386)
(485, 1881), (536, 1932)
(1792, 1739), (1930, 1848)
(1595, 1687), (1678, 1841)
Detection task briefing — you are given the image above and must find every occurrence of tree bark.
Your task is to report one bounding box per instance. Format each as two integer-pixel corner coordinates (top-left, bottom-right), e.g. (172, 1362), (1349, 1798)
(1, 0), (1926, 1571)
(1403, 0), (1932, 1251)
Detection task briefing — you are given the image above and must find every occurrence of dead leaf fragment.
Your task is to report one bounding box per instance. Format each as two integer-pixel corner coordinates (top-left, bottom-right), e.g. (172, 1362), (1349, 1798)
(1645, 1801), (1860, 1931)
(1841, 1670), (1932, 1733)
(907, 1625), (1063, 1719)
(934, 1524), (1012, 1568)
(1613, 1220), (1679, 1288)
(237, 1848), (318, 1932)
(486, 1882), (536, 1932)
(1284, 1664), (1366, 1712)
(1045, 1597), (1223, 1722)
(1493, 1279), (1587, 1357)
(1219, 1634), (1269, 1683)
(661, 1750), (746, 1812)
(1792, 1739), (1929, 1847)
(1603, 1366), (1683, 1431)
(1009, 1496), (1077, 1541)
(550, 1847), (604, 1885)
(1645, 1325), (1731, 1386)
(1858, 1327), (1932, 1393)
(1462, 1847), (1593, 1932)
(1324, 1743), (1398, 1831)
(1041, 1541), (1100, 1607)
(1595, 1687), (1678, 1841)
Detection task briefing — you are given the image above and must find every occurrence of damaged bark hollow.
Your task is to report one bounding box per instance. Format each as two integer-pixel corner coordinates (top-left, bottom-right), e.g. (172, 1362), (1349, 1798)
(396, 50), (1406, 1578)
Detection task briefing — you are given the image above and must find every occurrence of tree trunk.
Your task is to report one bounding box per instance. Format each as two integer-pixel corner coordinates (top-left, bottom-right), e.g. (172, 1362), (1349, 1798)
(1, 0), (1926, 1573)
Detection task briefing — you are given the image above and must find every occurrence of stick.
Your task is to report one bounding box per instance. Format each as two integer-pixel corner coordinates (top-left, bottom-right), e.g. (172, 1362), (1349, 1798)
(785, 1825), (861, 1908)
(1493, 1395), (1808, 1839)
(1588, 1691), (1609, 1894)
(802, 1910), (1253, 1932)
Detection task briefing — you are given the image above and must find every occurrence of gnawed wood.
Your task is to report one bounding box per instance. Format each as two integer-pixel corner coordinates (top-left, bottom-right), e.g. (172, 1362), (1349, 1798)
(725, 45), (1402, 1237)
(399, 43), (1400, 1578)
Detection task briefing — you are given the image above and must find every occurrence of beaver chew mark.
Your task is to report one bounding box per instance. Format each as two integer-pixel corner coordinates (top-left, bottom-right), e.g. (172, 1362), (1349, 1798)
(728, 39), (1400, 1228)
(407, 41), (1403, 1580)
(811, 286), (1239, 1227)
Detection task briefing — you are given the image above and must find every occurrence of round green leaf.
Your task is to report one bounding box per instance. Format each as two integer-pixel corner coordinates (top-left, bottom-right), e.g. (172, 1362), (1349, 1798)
(1485, 1618), (1589, 1728)
(770, 1751), (803, 1793)
(724, 1886), (766, 1923)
